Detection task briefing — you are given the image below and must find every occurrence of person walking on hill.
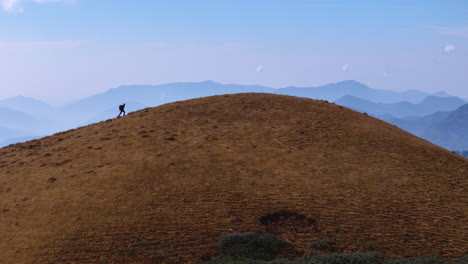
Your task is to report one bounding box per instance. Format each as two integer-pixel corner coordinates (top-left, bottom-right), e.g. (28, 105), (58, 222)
(118, 103), (126, 117)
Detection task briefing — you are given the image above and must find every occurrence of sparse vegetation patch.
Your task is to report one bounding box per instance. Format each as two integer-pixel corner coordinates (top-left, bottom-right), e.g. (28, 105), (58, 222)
(204, 233), (467, 264)
(216, 232), (287, 261)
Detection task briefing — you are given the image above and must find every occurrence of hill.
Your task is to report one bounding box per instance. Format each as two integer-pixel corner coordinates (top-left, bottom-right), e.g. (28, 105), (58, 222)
(0, 95), (54, 119)
(423, 104), (468, 150)
(0, 93), (467, 263)
(419, 96), (466, 111)
(382, 111), (452, 139)
(0, 107), (49, 142)
(335, 95), (466, 118)
(0, 97), (60, 143)
(382, 104), (468, 150)
(0, 107), (55, 143)
(0, 126), (33, 143)
(276, 80), (432, 104)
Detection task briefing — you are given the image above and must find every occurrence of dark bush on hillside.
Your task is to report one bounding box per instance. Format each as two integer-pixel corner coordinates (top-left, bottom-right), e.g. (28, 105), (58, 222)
(207, 233), (466, 264)
(216, 232), (287, 260)
(452, 256), (468, 264)
(205, 251), (466, 264)
(206, 256), (303, 264)
(389, 256), (446, 264)
(304, 252), (385, 264)
(311, 240), (332, 250)
(269, 259), (304, 264)
(205, 256), (250, 264)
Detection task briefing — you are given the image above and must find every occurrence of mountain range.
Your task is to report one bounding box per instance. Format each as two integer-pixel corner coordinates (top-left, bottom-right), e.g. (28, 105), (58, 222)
(382, 104), (468, 150)
(335, 95), (466, 118)
(0, 80), (466, 151)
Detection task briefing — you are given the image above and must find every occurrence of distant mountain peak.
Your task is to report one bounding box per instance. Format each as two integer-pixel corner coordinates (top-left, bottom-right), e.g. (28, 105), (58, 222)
(432, 91), (450, 97)
(420, 95), (466, 104)
(0, 95), (51, 105)
(336, 80), (368, 87)
(5, 95), (31, 101)
(201, 80), (217, 84)
(455, 103), (468, 111)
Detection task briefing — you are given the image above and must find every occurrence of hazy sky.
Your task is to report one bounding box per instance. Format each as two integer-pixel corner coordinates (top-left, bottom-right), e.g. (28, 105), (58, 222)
(0, 0), (467, 104)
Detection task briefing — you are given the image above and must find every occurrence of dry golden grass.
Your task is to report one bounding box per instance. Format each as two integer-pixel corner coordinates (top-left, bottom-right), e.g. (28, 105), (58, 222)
(0, 93), (467, 263)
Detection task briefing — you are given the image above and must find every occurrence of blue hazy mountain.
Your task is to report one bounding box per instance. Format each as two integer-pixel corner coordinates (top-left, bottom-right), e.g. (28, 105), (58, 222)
(0, 96), (58, 139)
(382, 104), (468, 150)
(0, 107), (42, 131)
(422, 104), (468, 150)
(335, 95), (466, 118)
(382, 111), (452, 137)
(419, 96), (467, 112)
(274, 80), (432, 103)
(0, 107), (49, 143)
(0, 126), (34, 144)
(0, 97), (61, 144)
(0, 96), (54, 119)
(432, 91), (451, 97)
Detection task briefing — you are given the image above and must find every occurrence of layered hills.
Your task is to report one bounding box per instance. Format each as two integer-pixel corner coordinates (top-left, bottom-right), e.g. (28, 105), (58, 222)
(0, 93), (467, 263)
(383, 104), (468, 151)
(335, 95), (466, 118)
(423, 104), (468, 150)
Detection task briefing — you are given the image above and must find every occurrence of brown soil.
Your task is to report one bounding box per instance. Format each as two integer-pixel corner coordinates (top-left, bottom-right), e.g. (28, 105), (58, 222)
(0, 93), (467, 263)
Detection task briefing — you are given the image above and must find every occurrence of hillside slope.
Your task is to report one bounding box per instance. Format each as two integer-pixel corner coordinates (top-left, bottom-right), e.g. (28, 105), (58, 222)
(0, 93), (466, 264)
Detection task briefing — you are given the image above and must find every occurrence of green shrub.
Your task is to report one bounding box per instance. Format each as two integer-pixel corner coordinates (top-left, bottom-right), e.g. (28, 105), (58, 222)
(206, 256), (304, 264)
(311, 240), (331, 250)
(207, 232), (466, 264)
(389, 256), (446, 264)
(205, 256), (252, 264)
(217, 232), (287, 260)
(452, 256), (468, 264)
(305, 252), (385, 264)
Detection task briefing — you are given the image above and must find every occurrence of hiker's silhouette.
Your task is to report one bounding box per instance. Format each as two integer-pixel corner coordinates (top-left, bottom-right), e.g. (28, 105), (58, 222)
(118, 103), (126, 117)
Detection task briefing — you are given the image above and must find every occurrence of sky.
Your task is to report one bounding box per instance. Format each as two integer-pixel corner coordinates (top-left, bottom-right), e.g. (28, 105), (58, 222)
(0, 0), (467, 104)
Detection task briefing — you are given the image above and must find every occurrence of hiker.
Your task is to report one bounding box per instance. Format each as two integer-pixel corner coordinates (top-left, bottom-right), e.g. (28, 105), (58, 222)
(118, 103), (126, 117)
